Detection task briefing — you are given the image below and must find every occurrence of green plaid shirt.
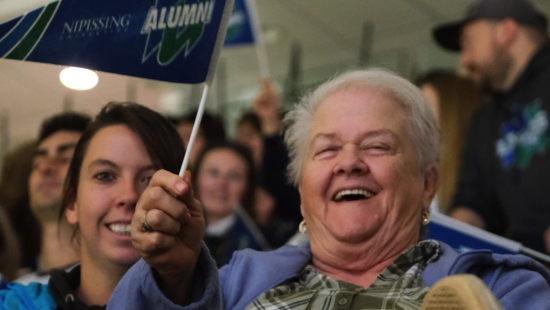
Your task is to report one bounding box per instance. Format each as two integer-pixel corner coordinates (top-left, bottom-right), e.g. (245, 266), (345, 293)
(246, 240), (440, 310)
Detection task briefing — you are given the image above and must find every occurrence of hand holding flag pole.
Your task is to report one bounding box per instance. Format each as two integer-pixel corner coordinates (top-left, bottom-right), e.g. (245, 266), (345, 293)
(1, 2), (235, 303)
(179, 0), (235, 176)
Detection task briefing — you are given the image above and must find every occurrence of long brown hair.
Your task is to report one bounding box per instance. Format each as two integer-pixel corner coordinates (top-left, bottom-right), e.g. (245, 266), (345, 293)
(0, 207), (21, 281)
(416, 70), (487, 212)
(0, 140), (38, 273)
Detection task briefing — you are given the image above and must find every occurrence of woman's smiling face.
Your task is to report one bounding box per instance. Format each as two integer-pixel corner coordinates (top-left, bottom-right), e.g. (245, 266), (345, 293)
(299, 86), (435, 250)
(66, 124), (156, 268)
(197, 148), (248, 222)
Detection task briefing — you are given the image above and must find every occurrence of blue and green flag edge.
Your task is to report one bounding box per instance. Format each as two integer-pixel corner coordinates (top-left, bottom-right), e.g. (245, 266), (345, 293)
(0, 0), (235, 85)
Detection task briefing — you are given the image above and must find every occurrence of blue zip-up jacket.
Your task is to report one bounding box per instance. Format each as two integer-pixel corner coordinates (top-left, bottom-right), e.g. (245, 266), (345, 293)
(0, 282), (56, 310)
(107, 241), (550, 310)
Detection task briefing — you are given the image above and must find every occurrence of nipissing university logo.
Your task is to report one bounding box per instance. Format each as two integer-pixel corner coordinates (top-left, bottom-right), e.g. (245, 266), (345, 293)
(141, 0), (215, 65)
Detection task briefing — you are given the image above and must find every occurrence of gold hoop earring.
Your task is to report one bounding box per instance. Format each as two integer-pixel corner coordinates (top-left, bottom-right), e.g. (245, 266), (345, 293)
(299, 220), (307, 234)
(421, 211), (430, 226)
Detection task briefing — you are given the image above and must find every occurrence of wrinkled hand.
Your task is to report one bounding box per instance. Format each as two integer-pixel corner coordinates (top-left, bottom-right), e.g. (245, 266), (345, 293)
(131, 169), (205, 304)
(253, 79), (281, 135)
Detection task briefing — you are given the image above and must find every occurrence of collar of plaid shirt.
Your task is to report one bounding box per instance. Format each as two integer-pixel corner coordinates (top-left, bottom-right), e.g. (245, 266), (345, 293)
(246, 240), (441, 310)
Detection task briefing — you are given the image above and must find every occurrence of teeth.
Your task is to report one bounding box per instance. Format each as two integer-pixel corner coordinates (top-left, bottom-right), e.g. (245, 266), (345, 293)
(334, 189), (373, 202)
(108, 223), (131, 236)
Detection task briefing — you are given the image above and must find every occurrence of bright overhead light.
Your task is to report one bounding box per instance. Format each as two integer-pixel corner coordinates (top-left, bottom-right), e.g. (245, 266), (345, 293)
(59, 67), (98, 90)
(262, 24), (286, 45)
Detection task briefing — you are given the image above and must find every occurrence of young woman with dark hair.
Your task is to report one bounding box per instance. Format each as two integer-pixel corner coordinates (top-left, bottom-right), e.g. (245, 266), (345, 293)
(0, 102), (186, 309)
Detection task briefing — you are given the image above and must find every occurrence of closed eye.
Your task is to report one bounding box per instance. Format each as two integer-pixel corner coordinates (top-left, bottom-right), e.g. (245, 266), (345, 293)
(361, 144), (391, 154)
(315, 146), (340, 156)
(369, 145), (387, 150)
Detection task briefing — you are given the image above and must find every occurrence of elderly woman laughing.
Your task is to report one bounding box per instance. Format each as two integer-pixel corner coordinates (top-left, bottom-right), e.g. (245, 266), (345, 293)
(108, 70), (550, 310)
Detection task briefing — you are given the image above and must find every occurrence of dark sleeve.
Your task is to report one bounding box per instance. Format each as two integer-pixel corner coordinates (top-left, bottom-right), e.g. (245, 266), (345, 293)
(261, 134), (301, 223)
(451, 108), (508, 235)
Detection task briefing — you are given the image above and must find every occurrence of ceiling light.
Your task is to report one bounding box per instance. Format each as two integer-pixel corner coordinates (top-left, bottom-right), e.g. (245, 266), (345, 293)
(261, 24), (286, 45)
(59, 67), (98, 90)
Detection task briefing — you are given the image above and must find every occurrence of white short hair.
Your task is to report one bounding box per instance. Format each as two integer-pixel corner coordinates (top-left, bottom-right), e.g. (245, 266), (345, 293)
(284, 69), (440, 186)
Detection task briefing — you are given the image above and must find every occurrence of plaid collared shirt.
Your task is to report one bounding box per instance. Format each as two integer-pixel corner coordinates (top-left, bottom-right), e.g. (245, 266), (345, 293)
(246, 240), (440, 310)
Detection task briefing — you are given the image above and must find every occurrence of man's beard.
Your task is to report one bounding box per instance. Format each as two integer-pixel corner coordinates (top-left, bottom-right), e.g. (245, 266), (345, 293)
(469, 45), (514, 93)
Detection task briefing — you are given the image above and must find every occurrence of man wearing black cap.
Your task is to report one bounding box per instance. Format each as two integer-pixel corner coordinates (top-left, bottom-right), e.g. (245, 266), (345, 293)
(433, 0), (550, 254)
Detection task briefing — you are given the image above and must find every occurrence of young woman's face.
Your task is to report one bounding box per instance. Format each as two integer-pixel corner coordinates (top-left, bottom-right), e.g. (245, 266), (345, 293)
(197, 148), (248, 221)
(66, 125), (156, 268)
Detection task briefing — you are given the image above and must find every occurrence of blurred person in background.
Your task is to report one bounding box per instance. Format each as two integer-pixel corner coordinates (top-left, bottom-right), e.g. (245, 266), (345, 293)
(15, 112), (90, 284)
(192, 141), (270, 267)
(236, 80), (301, 247)
(236, 112), (264, 169)
(0, 140), (39, 276)
(433, 0), (550, 253)
(416, 70), (487, 213)
(170, 109), (226, 169)
(235, 112), (276, 234)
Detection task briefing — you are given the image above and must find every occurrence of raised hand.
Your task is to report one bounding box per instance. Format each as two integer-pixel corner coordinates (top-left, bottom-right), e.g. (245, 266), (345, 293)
(253, 79), (282, 135)
(131, 169), (205, 305)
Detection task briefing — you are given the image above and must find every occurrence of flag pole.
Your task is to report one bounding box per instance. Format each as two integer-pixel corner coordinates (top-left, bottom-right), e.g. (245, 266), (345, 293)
(245, 0), (270, 79)
(178, 0), (235, 176)
(179, 84), (209, 177)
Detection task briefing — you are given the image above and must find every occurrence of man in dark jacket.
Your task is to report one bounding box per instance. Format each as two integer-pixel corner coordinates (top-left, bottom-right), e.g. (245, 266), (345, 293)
(433, 0), (550, 253)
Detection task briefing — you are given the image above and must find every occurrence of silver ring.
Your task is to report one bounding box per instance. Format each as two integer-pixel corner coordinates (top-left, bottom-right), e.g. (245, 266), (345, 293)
(141, 212), (154, 232)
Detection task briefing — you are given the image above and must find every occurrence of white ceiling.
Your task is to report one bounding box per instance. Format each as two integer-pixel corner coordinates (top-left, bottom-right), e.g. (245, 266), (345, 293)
(1, 0), (550, 154)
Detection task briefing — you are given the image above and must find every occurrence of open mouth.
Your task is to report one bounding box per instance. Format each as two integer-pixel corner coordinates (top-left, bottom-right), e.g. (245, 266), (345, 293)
(333, 189), (374, 202)
(107, 223), (131, 236)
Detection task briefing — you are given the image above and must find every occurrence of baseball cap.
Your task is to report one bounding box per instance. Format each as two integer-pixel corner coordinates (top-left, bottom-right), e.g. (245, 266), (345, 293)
(433, 0), (548, 51)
